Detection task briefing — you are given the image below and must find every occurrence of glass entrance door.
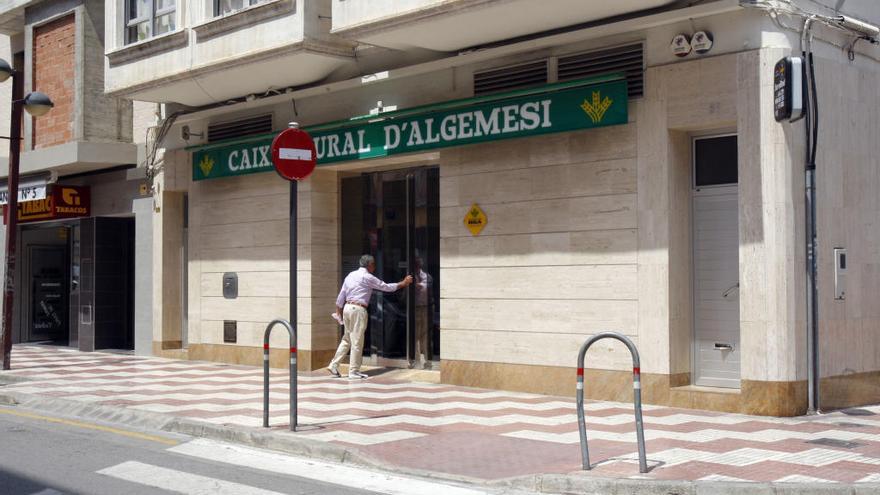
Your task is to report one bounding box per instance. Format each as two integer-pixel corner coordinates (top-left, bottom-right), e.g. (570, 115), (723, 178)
(27, 245), (69, 343)
(340, 167), (440, 369)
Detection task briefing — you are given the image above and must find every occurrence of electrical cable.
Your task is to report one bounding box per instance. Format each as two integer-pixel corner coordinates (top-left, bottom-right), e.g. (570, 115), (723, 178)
(746, 1), (880, 63)
(808, 50), (818, 167)
(801, 17), (813, 168)
(144, 110), (182, 188)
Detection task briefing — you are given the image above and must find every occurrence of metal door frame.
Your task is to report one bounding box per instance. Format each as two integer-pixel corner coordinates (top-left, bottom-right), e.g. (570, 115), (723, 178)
(362, 168), (419, 369)
(690, 133), (741, 388)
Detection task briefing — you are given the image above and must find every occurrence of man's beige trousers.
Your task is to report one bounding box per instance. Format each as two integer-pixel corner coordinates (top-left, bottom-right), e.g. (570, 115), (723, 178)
(329, 304), (368, 373)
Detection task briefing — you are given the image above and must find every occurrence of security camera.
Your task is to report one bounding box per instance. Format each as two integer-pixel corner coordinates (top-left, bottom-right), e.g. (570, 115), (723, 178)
(181, 125), (203, 141)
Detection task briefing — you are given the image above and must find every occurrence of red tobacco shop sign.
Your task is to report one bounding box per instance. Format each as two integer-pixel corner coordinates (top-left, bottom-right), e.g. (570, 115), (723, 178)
(2, 185), (90, 224)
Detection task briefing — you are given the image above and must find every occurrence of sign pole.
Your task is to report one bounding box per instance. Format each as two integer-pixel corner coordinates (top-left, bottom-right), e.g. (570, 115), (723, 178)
(271, 121), (315, 431)
(290, 179), (296, 351)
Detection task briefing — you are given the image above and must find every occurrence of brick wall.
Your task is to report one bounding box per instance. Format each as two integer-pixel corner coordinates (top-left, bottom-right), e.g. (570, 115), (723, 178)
(32, 14), (75, 149)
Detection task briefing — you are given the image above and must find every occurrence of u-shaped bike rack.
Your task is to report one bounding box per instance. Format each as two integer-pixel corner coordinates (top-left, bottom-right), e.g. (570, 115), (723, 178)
(263, 319), (297, 431)
(576, 332), (647, 473)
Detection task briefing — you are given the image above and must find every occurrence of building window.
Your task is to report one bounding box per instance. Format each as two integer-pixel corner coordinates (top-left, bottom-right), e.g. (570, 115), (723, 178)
(126, 0), (176, 44)
(215, 0), (266, 16)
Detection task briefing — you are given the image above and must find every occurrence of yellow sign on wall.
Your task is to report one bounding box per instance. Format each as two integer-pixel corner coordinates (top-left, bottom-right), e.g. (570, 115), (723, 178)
(464, 203), (487, 236)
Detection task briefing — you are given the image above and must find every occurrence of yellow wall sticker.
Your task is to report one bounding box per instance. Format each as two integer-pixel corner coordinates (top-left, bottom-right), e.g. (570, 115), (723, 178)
(464, 203), (487, 236)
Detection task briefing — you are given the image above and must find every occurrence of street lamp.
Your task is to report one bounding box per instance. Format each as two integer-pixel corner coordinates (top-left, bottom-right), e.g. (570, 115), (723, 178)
(0, 57), (53, 370)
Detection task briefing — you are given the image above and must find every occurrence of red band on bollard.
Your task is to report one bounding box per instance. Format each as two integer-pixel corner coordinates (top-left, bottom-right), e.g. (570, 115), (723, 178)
(290, 347), (297, 353)
(263, 343), (269, 350)
(633, 367), (640, 375)
(577, 368), (584, 376)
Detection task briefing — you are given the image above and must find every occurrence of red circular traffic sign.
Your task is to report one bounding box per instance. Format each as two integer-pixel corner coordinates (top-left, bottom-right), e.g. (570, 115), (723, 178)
(271, 126), (317, 181)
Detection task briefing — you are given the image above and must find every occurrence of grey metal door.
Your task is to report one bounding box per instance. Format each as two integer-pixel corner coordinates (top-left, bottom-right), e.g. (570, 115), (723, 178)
(691, 134), (740, 389)
(693, 186), (740, 388)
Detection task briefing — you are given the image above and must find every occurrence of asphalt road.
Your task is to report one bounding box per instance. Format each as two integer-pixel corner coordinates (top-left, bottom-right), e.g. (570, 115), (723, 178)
(0, 406), (491, 495)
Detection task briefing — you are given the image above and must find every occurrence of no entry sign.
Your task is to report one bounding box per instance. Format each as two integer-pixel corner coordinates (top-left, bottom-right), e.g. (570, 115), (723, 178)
(271, 124), (313, 377)
(271, 125), (317, 181)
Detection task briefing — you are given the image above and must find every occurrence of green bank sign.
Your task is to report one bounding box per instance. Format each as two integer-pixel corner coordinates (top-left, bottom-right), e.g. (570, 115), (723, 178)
(192, 77), (627, 181)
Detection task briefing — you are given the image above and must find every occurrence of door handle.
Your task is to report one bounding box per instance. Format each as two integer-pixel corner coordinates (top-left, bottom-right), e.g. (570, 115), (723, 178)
(714, 343), (734, 351)
(722, 282), (739, 298)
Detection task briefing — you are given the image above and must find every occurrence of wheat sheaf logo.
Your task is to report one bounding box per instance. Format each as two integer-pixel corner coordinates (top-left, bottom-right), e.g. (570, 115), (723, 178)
(199, 155), (215, 177)
(580, 91), (613, 124)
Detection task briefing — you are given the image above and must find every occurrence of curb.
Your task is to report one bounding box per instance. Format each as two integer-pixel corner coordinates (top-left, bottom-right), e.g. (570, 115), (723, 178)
(2, 382), (879, 495)
(0, 389), (522, 493)
(493, 472), (880, 495)
(0, 373), (38, 385)
(0, 390), (371, 465)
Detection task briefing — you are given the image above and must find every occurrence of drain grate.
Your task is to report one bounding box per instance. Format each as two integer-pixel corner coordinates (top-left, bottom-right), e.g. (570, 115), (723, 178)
(841, 408), (876, 416)
(807, 438), (863, 449)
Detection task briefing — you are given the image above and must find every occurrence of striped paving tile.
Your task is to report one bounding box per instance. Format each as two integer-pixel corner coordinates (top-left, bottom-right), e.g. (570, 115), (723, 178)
(3, 344), (880, 483)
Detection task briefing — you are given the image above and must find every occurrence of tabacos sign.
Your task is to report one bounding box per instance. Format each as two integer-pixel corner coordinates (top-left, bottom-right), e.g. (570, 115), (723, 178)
(2, 185), (90, 224)
(193, 76), (627, 181)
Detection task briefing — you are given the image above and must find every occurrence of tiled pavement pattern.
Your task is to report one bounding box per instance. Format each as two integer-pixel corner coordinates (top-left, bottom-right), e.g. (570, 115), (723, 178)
(3, 345), (880, 483)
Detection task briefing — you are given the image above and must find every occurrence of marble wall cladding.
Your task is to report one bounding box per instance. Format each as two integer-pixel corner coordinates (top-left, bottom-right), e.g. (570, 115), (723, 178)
(182, 163), (340, 370)
(812, 50), (880, 380)
(741, 379), (808, 417)
(439, 123), (642, 374)
(738, 48), (806, 384)
(441, 51), (747, 379)
(186, 343), (333, 372)
(442, 359), (806, 416)
(161, 192), (185, 347)
(820, 370), (880, 411)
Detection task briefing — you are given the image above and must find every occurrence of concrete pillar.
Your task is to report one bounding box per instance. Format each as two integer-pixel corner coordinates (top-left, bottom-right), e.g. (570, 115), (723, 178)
(133, 197), (153, 356)
(737, 48), (807, 415)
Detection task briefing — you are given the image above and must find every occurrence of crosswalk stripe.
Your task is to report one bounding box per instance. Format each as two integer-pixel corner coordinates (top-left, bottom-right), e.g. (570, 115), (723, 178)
(169, 439), (494, 495)
(97, 461), (286, 495)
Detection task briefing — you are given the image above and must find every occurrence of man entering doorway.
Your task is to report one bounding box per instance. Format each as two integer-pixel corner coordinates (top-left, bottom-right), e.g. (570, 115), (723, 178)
(328, 254), (412, 379)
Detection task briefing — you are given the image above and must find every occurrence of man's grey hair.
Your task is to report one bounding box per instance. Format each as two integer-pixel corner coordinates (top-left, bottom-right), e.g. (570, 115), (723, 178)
(359, 254), (375, 268)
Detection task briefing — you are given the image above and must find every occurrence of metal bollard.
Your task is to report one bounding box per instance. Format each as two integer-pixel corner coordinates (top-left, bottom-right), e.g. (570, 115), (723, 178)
(263, 319), (297, 431)
(576, 332), (647, 473)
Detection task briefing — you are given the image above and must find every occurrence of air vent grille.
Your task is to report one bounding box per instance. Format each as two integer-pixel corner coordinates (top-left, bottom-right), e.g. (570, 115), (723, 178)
(558, 43), (644, 98)
(474, 60), (548, 96)
(208, 114), (273, 143)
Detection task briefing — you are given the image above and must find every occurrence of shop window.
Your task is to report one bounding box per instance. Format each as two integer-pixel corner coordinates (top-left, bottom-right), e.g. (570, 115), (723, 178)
(126, 0), (176, 44)
(215, 0), (268, 17)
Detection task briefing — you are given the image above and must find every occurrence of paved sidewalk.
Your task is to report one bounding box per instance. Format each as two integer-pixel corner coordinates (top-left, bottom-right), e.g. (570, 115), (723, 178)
(2, 344), (880, 488)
